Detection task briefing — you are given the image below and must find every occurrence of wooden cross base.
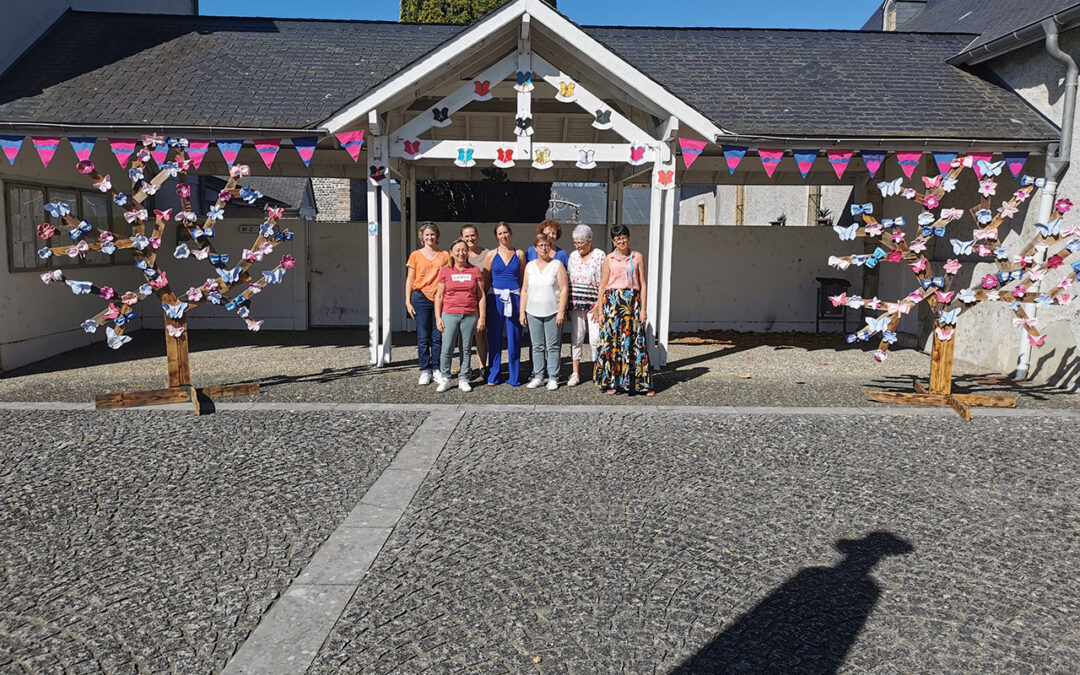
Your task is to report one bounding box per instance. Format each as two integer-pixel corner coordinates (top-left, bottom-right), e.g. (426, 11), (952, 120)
(865, 389), (1016, 422)
(95, 383), (260, 414)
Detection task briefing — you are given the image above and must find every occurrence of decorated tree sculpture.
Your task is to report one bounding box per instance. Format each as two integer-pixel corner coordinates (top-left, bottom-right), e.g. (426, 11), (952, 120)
(36, 135), (295, 412)
(827, 156), (1078, 420)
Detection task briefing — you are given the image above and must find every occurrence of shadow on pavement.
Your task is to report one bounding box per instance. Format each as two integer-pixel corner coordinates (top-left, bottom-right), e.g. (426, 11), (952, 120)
(671, 532), (914, 675)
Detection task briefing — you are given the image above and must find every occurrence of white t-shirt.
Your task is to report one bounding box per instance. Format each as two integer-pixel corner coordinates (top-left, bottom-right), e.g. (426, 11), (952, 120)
(525, 259), (563, 317)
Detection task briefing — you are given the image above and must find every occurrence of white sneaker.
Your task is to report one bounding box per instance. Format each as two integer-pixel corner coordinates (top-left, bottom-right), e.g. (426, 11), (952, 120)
(458, 380), (472, 393)
(418, 370), (432, 385)
(567, 373), (580, 387)
(433, 370), (449, 385)
(526, 377), (544, 389)
(546, 379), (559, 391)
(436, 380), (451, 393)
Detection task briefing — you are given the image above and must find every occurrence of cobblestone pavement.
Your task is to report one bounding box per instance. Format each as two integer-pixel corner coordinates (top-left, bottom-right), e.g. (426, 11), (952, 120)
(1, 330), (1077, 409)
(0, 410), (422, 673)
(311, 411), (1079, 674)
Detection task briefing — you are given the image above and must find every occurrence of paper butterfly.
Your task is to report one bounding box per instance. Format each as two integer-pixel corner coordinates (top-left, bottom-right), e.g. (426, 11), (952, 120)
(176, 210), (198, 222)
(155, 208), (172, 222)
(938, 308), (961, 325)
(141, 181), (159, 196)
(162, 302), (188, 320)
(263, 269), (286, 284)
(1035, 295), (1054, 308)
(166, 324), (186, 338)
(193, 226), (215, 239)
(934, 326), (955, 341)
(92, 175), (111, 192)
(977, 159), (1005, 177)
(865, 315), (891, 334)
(877, 178), (902, 197)
(935, 291), (956, 304)
(245, 318), (264, 332)
(105, 326), (132, 350)
(44, 202), (71, 218)
(218, 266), (242, 283)
(829, 293), (847, 307)
(1028, 334), (1046, 347)
(850, 203), (873, 216)
(267, 206), (284, 220)
(950, 238), (974, 255)
(65, 279), (93, 295)
(68, 220), (93, 241)
(1036, 219), (1062, 237)
(922, 175), (942, 189)
(833, 223), (858, 241)
(828, 256), (850, 270)
(230, 164), (251, 178)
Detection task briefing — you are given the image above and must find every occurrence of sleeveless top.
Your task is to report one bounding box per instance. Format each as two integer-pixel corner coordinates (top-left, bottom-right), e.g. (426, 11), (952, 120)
(606, 250), (640, 291)
(467, 247), (488, 268)
(490, 249), (521, 291)
(525, 259), (563, 317)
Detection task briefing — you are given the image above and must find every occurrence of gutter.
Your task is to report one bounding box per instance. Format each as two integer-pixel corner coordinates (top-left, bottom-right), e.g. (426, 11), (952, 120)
(948, 4), (1080, 66)
(0, 121), (329, 140)
(1015, 18), (1079, 380)
(711, 134), (1055, 151)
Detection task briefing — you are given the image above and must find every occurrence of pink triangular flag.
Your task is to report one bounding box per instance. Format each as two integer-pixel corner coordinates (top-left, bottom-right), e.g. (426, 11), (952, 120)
(826, 149), (853, 179)
(109, 138), (137, 168)
(678, 137), (707, 169)
(254, 139), (281, 169)
(896, 151), (922, 179)
(969, 152), (993, 179)
(335, 130), (365, 162)
(187, 140), (209, 170)
(32, 137), (60, 168)
(759, 149), (784, 178)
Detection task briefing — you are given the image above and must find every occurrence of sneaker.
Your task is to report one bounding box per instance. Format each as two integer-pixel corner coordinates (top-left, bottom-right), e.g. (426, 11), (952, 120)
(526, 377), (544, 389)
(567, 373), (580, 387)
(433, 370), (449, 385)
(418, 370), (432, 386)
(458, 380), (473, 393)
(436, 380), (451, 393)
(546, 379), (559, 391)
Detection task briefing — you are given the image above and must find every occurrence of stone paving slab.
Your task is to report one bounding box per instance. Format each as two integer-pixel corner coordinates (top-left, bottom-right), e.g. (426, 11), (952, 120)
(0, 409), (423, 673)
(310, 411), (1080, 673)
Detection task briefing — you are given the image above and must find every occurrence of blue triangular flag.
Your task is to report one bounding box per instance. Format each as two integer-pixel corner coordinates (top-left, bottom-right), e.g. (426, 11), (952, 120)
(721, 145), (747, 175)
(860, 150), (887, 178)
(293, 137), (318, 167)
(216, 139), (243, 167)
(68, 137), (97, 162)
(1003, 151), (1029, 178)
(792, 149), (818, 179)
(0, 135), (23, 165)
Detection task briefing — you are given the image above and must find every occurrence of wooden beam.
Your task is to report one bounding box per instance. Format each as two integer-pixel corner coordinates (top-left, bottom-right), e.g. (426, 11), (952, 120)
(390, 139), (655, 164)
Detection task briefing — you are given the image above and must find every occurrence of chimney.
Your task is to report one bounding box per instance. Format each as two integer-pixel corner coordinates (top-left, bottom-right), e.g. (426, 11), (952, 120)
(882, 0), (928, 31)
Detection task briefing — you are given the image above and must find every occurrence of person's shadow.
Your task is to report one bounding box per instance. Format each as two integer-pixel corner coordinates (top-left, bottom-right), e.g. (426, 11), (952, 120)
(671, 532), (914, 674)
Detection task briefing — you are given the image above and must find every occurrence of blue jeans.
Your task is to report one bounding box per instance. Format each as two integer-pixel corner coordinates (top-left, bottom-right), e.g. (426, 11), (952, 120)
(412, 289), (441, 372)
(527, 313), (561, 380)
(440, 313), (478, 378)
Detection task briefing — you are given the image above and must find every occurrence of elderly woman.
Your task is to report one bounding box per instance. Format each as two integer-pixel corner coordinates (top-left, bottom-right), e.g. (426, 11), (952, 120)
(406, 222), (451, 385)
(592, 224), (653, 395)
(520, 234), (569, 390)
(566, 224), (604, 386)
(435, 239), (486, 393)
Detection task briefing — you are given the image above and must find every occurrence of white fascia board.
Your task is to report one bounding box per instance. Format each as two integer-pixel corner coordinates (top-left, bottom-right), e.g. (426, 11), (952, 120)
(390, 139), (656, 164)
(321, 0), (529, 134)
(522, 0), (726, 143)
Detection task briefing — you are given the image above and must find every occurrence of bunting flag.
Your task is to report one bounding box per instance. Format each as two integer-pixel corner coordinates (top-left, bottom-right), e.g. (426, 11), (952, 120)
(335, 130), (365, 162)
(68, 137), (96, 162)
(860, 150), (886, 178)
(826, 149), (853, 179)
(722, 145), (747, 175)
(150, 144), (169, 166)
(293, 137), (318, 167)
(187, 140), (210, 170)
(792, 149), (817, 179)
(932, 151), (957, 176)
(678, 137), (707, 169)
(1003, 151), (1028, 178)
(0, 135), (23, 165)
(759, 148), (784, 178)
(896, 151), (922, 178)
(254, 139), (281, 169)
(109, 138), (137, 168)
(31, 137), (61, 167)
(969, 152), (994, 179)
(216, 140), (243, 167)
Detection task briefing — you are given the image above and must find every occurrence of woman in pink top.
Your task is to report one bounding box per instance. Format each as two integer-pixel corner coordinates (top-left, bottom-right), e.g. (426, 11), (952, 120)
(591, 224), (653, 395)
(434, 240), (486, 393)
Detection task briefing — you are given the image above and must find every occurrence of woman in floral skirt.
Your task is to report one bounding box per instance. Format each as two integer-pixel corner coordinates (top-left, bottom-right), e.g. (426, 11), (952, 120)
(591, 224), (654, 395)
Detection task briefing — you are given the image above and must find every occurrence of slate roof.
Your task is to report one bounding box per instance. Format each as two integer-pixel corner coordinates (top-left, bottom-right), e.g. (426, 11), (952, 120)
(0, 10), (1058, 142)
(862, 0), (1080, 54)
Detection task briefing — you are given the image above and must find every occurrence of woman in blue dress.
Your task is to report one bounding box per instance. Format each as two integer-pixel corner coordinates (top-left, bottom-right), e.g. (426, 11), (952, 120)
(483, 222), (526, 385)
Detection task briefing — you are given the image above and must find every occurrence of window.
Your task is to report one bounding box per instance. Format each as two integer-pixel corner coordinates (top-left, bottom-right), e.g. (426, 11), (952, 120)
(697, 202), (706, 226)
(734, 185), (746, 226)
(5, 182), (119, 272)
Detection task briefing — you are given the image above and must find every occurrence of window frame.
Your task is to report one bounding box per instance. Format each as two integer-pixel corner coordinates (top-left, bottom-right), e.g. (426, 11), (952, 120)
(5, 180), (120, 273)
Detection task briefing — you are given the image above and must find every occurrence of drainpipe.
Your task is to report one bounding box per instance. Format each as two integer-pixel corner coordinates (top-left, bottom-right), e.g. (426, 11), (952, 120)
(1016, 18), (1078, 380)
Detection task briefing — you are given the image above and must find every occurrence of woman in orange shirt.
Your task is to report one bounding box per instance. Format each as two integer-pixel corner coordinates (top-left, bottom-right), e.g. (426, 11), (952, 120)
(405, 222), (451, 385)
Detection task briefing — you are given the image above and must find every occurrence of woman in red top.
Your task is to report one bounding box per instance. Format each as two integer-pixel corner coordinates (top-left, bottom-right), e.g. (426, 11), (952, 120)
(434, 240), (487, 392)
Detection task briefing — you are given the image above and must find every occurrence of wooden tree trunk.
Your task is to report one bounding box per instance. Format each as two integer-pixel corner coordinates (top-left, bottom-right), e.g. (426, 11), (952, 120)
(166, 318), (191, 387)
(928, 332), (954, 396)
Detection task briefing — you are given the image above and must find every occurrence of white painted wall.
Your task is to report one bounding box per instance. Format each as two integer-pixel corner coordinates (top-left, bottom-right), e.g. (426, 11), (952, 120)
(1, 0), (196, 76)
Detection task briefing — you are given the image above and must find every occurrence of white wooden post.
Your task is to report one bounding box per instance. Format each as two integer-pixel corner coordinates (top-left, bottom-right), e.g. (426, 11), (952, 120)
(404, 166), (417, 333)
(367, 112), (382, 366)
(380, 137), (393, 366)
(646, 146), (662, 368)
(516, 14), (533, 165)
(658, 140), (676, 367)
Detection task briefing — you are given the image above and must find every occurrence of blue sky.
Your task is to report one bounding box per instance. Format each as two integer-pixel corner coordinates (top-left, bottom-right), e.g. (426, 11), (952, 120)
(199, 0), (884, 29)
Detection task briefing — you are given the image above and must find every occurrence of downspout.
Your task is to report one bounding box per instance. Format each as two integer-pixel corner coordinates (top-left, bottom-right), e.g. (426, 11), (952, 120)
(1016, 18), (1078, 380)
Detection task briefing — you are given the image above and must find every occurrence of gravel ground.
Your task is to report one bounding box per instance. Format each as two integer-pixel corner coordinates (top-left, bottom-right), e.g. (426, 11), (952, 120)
(1, 329), (1076, 409)
(0, 409), (422, 673)
(310, 411), (1079, 674)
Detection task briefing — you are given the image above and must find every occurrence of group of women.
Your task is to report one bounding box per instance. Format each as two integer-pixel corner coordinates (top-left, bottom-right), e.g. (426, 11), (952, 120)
(405, 220), (653, 395)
